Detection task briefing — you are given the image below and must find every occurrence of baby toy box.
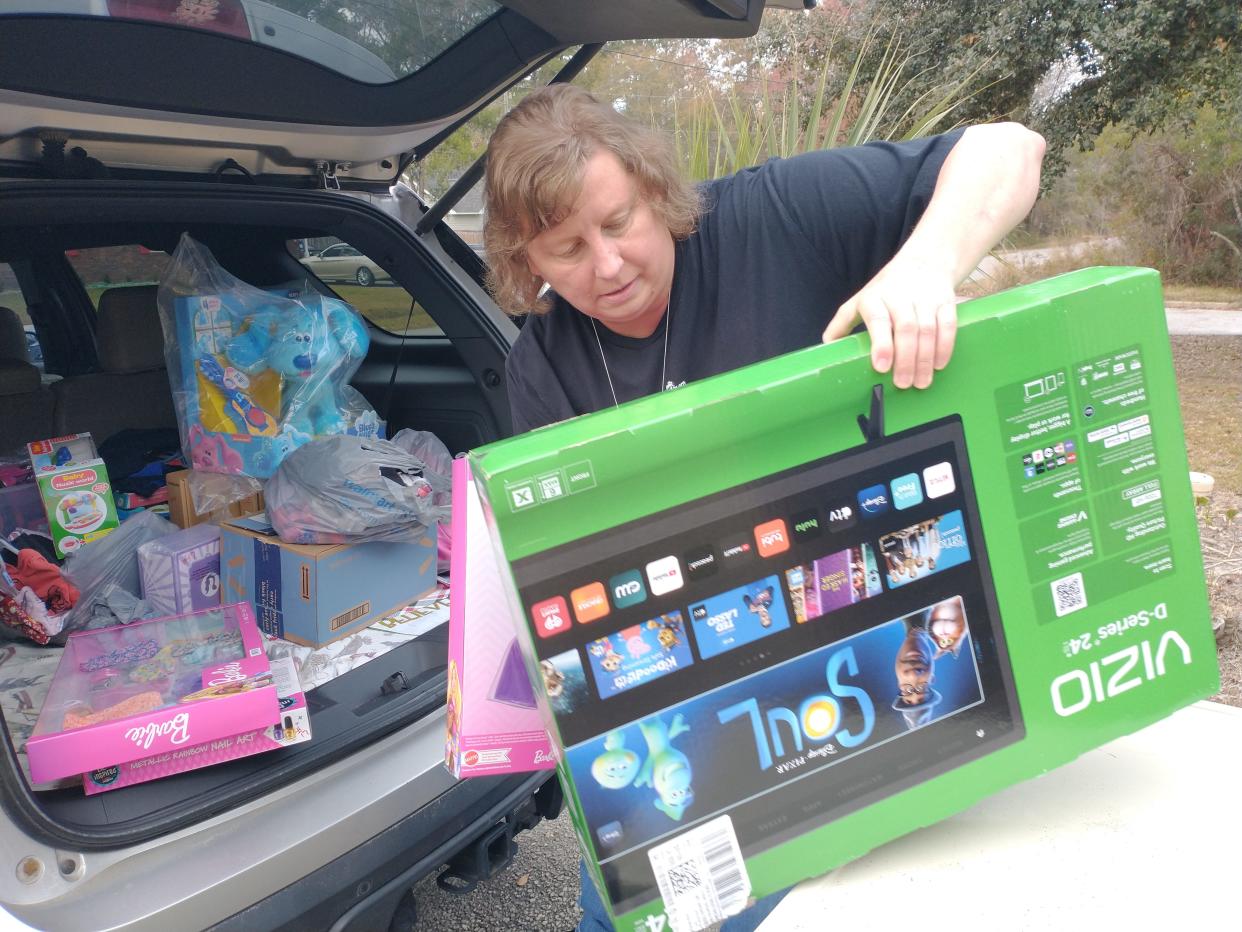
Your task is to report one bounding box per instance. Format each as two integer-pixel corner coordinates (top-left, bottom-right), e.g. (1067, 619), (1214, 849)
(220, 513), (437, 647)
(26, 433), (119, 557)
(26, 603), (278, 784)
(139, 523), (222, 616)
(466, 268), (1218, 931)
(83, 654), (310, 795)
(445, 456), (555, 778)
(27, 432), (98, 475)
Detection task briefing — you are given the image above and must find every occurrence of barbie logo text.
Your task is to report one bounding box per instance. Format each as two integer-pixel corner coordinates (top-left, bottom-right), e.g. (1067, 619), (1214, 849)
(207, 662), (246, 687)
(126, 712), (191, 750)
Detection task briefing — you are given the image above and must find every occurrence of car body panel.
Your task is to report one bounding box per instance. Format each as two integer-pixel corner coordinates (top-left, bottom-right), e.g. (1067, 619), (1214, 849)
(4, 707), (465, 930)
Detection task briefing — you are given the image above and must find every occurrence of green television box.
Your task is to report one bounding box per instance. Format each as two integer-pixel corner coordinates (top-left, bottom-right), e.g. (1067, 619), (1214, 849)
(467, 268), (1217, 932)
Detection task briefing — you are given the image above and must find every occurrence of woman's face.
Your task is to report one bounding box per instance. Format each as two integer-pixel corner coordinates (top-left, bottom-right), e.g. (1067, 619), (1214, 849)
(525, 149), (676, 339)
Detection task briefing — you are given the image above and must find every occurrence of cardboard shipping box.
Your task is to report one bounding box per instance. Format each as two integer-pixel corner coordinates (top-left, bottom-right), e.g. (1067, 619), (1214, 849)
(220, 514), (437, 647)
(465, 268), (1218, 932)
(166, 469), (264, 529)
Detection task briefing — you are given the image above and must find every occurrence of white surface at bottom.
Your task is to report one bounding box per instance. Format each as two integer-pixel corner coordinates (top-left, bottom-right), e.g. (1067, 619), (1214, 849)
(762, 700), (1238, 928)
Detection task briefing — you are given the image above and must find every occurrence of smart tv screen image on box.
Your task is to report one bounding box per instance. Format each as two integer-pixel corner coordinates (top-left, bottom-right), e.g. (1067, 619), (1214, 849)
(511, 416), (1023, 914)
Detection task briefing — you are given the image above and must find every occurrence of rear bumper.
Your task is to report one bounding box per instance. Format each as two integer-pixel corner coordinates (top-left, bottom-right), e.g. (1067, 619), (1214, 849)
(212, 771), (560, 932)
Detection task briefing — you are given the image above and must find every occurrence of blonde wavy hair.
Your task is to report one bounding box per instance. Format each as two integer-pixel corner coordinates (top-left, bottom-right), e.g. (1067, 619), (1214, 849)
(483, 84), (701, 316)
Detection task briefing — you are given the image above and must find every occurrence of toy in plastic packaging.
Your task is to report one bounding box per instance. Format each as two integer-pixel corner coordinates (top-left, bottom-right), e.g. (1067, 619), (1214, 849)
(265, 435), (450, 545)
(83, 654), (309, 795)
(27, 433), (120, 557)
(138, 524), (222, 617)
(156, 233), (382, 480)
(25, 603), (279, 784)
(56, 511), (176, 643)
(444, 456), (555, 778)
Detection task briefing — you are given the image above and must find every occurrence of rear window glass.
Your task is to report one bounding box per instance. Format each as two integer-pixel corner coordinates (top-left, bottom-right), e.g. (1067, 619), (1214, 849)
(289, 238), (441, 336)
(63, 245), (171, 309)
(0, 262), (24, 318)
(1, 0), (501, 85)
(0, 261), (43, 371)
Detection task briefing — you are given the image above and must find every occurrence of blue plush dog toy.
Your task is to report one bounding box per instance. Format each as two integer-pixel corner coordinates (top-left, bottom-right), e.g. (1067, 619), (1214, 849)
(225, 295), (370, 440)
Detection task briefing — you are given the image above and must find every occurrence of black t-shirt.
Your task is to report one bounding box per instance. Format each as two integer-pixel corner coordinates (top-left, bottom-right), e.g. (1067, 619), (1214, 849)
(505, 130), (964, 434)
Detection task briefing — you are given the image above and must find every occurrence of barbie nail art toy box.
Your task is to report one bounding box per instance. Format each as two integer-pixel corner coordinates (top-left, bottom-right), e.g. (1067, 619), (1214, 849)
(83, 655), (309, 794)
(26, 603), (279, 784)
(466, 269), (1218, 931)
(445, 456), (555, 778)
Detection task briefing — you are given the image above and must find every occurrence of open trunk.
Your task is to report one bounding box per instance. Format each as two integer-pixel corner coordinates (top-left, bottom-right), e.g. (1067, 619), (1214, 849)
(0, 177), (514, 849)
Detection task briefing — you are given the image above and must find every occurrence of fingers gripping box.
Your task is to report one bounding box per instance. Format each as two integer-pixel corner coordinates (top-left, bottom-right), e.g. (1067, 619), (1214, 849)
(467, 269), (1218, 932)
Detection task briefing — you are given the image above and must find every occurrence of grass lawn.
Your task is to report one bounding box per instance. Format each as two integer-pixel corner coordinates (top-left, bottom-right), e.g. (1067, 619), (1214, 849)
(329, 284), (438, 334)
(1172, 336), (1242, 493)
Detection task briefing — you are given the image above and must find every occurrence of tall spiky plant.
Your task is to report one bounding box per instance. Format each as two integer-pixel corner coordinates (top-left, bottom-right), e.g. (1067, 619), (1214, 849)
(677, 31), (995, 181)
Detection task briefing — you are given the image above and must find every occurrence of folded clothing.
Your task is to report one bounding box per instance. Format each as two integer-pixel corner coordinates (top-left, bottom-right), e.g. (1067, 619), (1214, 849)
(5, 530), (59, 567)
(116, 488), (169, 510)
(7, 549), (79, 613)
(101, 428), (184, 497)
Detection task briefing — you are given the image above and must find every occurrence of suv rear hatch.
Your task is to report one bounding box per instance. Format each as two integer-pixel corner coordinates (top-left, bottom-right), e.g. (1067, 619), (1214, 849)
(0, 0), (765, 185)
(0, 0), (782, 850)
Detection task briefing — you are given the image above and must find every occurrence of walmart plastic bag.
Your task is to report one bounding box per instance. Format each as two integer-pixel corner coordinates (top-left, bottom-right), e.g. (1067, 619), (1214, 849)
(156, 233), (381, 484)
(390, 429), (454, 573)
(265, 436), (451, 545)
(389, 429), (452, 507)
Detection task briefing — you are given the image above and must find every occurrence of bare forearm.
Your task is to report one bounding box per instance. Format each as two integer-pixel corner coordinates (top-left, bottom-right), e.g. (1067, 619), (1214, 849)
(898, 122), (1046, 286)
(823, 123), (1045, 389)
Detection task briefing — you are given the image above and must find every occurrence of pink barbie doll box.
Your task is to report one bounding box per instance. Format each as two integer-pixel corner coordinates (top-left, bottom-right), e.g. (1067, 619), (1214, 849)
(445, 457), (555, 778)
(26, 603), (279, 784)
(82, 654), (309, 794)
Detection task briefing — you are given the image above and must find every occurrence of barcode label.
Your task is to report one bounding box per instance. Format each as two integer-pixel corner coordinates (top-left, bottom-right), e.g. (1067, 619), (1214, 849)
(330, 600), (371, 631)
(1052, 572), (1087, 617)
(648, 816), (750, 931)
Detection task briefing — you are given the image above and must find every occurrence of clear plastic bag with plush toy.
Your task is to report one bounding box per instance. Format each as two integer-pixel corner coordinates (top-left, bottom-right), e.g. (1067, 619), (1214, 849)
(156, 233), (382, 483)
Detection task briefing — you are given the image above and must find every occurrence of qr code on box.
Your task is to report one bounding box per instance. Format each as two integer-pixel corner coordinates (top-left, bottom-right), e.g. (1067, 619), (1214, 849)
(1052, 572), (1087, 617)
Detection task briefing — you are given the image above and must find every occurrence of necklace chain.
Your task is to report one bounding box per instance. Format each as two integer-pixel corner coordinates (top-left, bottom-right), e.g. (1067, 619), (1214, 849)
(590, 303), (671, 410)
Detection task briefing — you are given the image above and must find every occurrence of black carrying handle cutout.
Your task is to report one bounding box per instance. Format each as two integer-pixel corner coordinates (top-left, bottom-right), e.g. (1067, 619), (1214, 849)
(857, 383), (886, 444)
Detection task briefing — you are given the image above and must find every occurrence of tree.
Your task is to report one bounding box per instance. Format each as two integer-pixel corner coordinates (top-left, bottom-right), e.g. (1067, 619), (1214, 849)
(862, 1), (1241, 171)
